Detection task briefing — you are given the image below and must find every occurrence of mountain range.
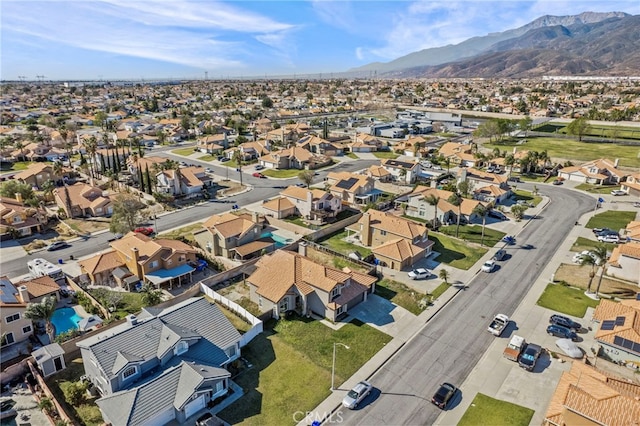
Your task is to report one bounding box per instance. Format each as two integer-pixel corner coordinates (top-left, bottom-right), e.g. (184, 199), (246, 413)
(349, 12), (640, 78)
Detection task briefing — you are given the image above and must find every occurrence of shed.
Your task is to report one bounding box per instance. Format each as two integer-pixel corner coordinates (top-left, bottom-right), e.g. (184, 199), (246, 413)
(31, 343), (66, 377)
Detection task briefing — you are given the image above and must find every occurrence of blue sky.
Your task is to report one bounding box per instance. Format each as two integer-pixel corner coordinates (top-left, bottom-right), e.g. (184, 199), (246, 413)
(2, 0), (640, 81)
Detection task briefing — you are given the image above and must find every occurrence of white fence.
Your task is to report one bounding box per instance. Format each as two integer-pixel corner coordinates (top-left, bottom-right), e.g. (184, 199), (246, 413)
(199, 283), (263, 347)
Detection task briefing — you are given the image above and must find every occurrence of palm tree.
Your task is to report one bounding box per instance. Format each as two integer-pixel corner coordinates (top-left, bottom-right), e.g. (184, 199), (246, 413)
(438, 269), (449, 284)
(41, 179), (56, 202)
(447, 192), (463, 238)
(425, 194), (440, 229)
(579, 255), (599, 294)
(24, 295), (57, 343)
(232, 149), (244, 187)
(52, 161), (63, 182)
(591, 245), (610, 296)
(504, 154), (515, 178)
(15, 140), (26, 161)
(472, 204), (488, 246)
(84, 136), (98, 179)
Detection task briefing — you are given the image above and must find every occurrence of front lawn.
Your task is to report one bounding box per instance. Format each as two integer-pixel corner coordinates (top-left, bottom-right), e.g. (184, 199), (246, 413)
(172, 147), (196, 156)
(571, 236), (617, 253)
(376, 278), (424, 315)
(318, 230), (372, 258)
(511, 189), (542, 206)
(346, 152), (359, 159)
(158, 222), (204, 243)
(0, 161), (30, 173)
(262, 168), (304, 178)
(428, 233), (488, 270)
(373, 151), (399, 159)
(575, 183), (621, 194)
(585, 210), (636, 231)
(429, 282), (452, 300)
(536, 282), (600, 317)
(218, 318), (391, 426)
(438, 225), (505, 247)
(198, 154), (217, 161)
(458, 393), (534, 426)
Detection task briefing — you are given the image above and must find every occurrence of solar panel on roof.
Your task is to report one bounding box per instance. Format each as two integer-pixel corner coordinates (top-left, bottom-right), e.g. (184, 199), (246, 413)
(633, 342), (640, 355)
(623, 339), (634, 350)
(600, 320), (615, 330)
(614, 336), (624, 346)
(336, 177), (358, 190)
(636, 293), (640, 301)
(615, 316), (626, 326)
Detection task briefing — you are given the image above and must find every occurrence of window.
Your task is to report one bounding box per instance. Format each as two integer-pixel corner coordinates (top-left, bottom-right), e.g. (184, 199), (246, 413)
(379, 230), (387, 236)
(1, 332), (15, 346)
(178, 255), (185, 262)
(215, 380), (224, 393)
(174, 341), (188, 356)
(6, 313), (20, 323)
(331, 286), (340, 300)
(227, 344), (237, 358)
(122, 366), (137, 379)
(150, 260), (158, 269)
(258, 295), (262, 307)
(12, 216), (23, 224)
(22, 325), (32, 334)
(336, 304), (347, 315)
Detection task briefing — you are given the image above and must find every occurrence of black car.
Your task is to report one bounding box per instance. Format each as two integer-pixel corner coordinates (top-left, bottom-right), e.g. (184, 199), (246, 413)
(549, 314), (581, 331)
(493, 249), (507, 261)
(431, 382), (457, 409)
(592, 228), (617, 236)
(488, 210), (507, 220)
(47, 241), (69, 251)
(546, 324), (578, 341)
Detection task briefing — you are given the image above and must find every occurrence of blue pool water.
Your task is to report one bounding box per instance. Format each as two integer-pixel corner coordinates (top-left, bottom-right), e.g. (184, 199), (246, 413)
(51, 307), (82, 335)
(260, 232), (291, 248)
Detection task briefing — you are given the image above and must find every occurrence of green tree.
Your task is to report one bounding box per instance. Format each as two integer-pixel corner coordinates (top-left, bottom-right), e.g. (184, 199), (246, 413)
(425, 194), (440, 229)
(232, 150), (244, 187)
(591, 245), (610, 296)
(261, 96), (273, 108)
(24, 295), (57, 343)
(110, 193), (145, 234)
(141, 284), (163, 306)
(38, 397), (55, 416)
(580, 253), (599, 294)
(457, 180), (473, 198)
(472, 204), (488, 246)
(94, 111), (108, 130)
(40, 179), (56, 202)
(298, 170), (314, 187)
(510, 204), (527, 221)
(447, 192), (463, 238)
(0, 180), (35, 201)
(438, 269), (449, 284)
(63, 381), (88, 406)
(566, 117), (590, 141)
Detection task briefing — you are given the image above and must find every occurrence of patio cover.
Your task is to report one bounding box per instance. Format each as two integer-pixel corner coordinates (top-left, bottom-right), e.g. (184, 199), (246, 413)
(145, 264), (195, 285)
(78, 315), (103, 331)
(355, 188), (383, 201)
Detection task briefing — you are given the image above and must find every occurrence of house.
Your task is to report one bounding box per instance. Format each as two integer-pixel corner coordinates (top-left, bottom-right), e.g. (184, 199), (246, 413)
(195, 211), (271, 260)
(0, 276), (35, 349)
(401, 186), (483, 226)
(77, 297), (241, 425)
(325, 171), (380, 207)
(14, 162), (63, 189)
(557, 158), (626, 184)
(236, 140), (271, 160)
(126, 155), (166, 178)
(348, 209), (433, 270)
(381, 159), (420, 184)
(457, 168), (511, 204)
(258, 146), (330, 170)
(396, 136), (428, 157)
(53, 183), (112, 218)
(246, 248), (377, 320)
(79, 232), (198, 289)
(592, 297), (640, 365)
(279, 186), (342, 223)
(365, 165), (393, 182)
(197, 133), (228, 154)
(262, 197), (297, 219)
(624, 221), (640, 242)
(0, 196), (47, 238)
(438, 141), (474, 166)
(607, 242), (640, 284)
(13, 275), (61, 304)
(543, 361), (640, 426)
(156, 166), (212, 197)
(297, 135), (343, 156)
(350, 133), (383, 153)
(621, 172), (640, 197)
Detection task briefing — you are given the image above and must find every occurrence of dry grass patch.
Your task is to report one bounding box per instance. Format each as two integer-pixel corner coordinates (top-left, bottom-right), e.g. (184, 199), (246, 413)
(554, 263), (638, 298)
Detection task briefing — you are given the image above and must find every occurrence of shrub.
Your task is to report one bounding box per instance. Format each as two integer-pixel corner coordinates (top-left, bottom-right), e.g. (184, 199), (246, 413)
(63, 381), (88, 406)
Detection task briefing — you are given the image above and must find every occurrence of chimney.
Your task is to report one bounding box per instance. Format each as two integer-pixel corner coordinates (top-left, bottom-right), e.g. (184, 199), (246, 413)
(18, 285), (30, 303)
(14, 192), (23, 203)
(131, 247), (143, 278)
(252, 211), (260, 224)
(361, 212), (372, 246)
(298, 241), (307, 257)
(126, 314), (138, 327)
(614, 158), (619, 168)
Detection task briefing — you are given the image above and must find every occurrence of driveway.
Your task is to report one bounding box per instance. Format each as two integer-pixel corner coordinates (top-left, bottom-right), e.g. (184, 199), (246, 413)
(347, 294), (420, 338)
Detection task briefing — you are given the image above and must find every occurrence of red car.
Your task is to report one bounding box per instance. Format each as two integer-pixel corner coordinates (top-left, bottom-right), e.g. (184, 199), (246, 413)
(252, 172), (266, 178)
(134, 227), (154, 236)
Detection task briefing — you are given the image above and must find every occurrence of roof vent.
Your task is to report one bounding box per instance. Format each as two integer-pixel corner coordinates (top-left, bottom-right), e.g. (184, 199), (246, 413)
(126, 314), (138, 326)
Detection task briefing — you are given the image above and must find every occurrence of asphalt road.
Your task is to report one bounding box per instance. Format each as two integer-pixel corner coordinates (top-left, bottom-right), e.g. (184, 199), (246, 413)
(340, 185), (594, 425)
(0, 153), (378, 279)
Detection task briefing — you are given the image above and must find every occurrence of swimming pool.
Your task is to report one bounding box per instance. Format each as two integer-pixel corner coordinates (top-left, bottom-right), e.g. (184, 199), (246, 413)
(51, 307), (82, 335)
(260, 232), (292, 248)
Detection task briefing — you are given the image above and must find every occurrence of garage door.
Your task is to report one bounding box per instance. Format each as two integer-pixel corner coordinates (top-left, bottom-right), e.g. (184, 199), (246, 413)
(184, 394), (206, 419)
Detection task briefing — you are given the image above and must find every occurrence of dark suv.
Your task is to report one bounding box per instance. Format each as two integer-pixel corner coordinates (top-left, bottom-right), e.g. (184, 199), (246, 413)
(547, 324), (578, 341)
(549, 314), (581, 331)
(431, 382), (457, 409)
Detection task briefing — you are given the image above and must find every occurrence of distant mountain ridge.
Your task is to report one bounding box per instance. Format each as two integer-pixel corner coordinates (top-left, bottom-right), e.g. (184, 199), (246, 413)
(350, 11), (636, 77)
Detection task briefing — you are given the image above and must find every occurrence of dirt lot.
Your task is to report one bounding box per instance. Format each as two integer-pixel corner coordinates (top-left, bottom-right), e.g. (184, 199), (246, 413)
(216, 180), (247, 197)
(554, 263), (638, 298)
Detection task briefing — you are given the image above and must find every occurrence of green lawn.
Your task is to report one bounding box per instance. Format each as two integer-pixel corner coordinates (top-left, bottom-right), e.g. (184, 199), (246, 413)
(571, 236), (618, 253)
(198, 154), (217, 161)
(158, 222), (204, 243)
(536, 282), (600, 317)
(511, 189), (542, 206)
(373, 151), (399, 159)
(517, 173), (547, 182)
(172, 147), (196, 156)
(346, 152), (359, 159)
(0, 161), (30, 174)
(376, 278), (424, 315)
(429, 232), (488, 270)
(575, 183), (622, 194)
(585, 210), (636, 231)
(484, 137), (640, 168)
(438, 225), (506, 247)
(88, 288), (145, 319)
(458, 393), (534, 426)
(319, 230), (373, 257)
(282, 215), (310, 228)
(218, 318), (391, 426)
(262, 168), (304, 178)
(429, 282), (452, 300)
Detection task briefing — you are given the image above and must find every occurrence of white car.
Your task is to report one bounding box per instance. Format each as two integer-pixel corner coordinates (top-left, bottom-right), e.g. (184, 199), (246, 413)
(598, 234), (620, 243)
(572, 250), (601, 264)
(610, 190), (626, 196)
(342, 381), (372, 409)
(481, 260), (496, 273)
(408, 268), (430, 280)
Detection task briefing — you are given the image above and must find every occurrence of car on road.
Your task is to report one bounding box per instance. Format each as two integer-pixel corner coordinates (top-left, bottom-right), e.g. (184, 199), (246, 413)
(547, 324), (578, 341)
(342, 381), (372, 409)
(481, 260), (496, 273)
(47, 241), (69, 251)
(493, 249), (507, 261)
(549, 314), (582, 331)
(611, 190), (626, 196)
(295, 183), (306, 187)
(408, 268), (430, 280)
(205, 168), (213, 174)
(134, 227), (154, 236)
(502, 235), (516, 245)
(252, 172), (266, 178)
(598, 234), (620, 243)
(431, 382), (457, 409)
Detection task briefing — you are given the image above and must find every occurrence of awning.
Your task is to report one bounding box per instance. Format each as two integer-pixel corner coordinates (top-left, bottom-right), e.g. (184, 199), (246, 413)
(78, 315), (103, 331)
(145, 264), (195, 285)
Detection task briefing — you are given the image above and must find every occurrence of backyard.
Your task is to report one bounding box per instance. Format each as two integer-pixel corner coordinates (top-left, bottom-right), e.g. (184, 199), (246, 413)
(536, 282), (601, 318)
(458, 393), (534, 426)
(428, 232), (488, 270)
(318, 230), (373, 258)
(585, 210), (636, 232)
(218, 317), (392, 425)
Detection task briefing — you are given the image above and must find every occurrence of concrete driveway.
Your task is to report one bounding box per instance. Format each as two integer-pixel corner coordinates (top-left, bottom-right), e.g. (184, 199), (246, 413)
(347, 294), (420, 338)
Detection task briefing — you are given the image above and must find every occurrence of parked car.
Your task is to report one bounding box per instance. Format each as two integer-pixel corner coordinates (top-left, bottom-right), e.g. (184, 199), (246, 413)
(598, 234), (620, 243)
(555, 338), (583, 359)
(252, 172), (266, 178)
(408, 268), (430, 280)
(546, 324), (578, 341)
(493, 249), (507, 261)
(0, 398), (17, 421)
(549, 314), (582, 331)
(593, 227), (617, 235)
(572, 250), (601, 265)
(342, 381), (372, 409)
(611, 190), (626, 196)
(481, 260), (496, 273)
(134, 227), (154, 236)
(431, 382), (457, 409)
(220, 157), (230, 162)
(488, 210), (507, 220)
(254, 164), (265, 170)
(47, 241), (69, 251)
(205, 168), (213, 174)
(508, 176), (521, 182)
(486, 166), (496, 173)
(552, 179), (563, 185)
(195, 412), (217, 426)
(502, 235), (516, 245)
(518, 343), (542, 372)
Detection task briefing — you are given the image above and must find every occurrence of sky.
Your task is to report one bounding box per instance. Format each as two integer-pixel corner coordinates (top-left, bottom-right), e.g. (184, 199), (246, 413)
(2, 0), (640, 81)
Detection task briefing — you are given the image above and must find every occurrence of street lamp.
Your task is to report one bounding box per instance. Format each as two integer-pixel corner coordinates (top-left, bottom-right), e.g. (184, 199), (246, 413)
(331, 342), (350, 391)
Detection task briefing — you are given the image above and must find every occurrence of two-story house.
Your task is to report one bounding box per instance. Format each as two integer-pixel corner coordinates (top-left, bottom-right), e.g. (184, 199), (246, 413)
(279, 186), (342, 224)
(197, 133), (228, 154)
(438, 141), (475, 166)
(0, 277), (34, 351)
(236, 140), (271, 160)
(325, 171), (380, 207)
(558, 158), (626, 184)
(402, 186), (490, 227)
(350, 133), (383, 153)
(621, 172), (640, 197)
(381, 159), (420, 184)
(365, 165), (393, 182)
(78, 297), (241, 426)
(348, 209), (433, 270)
(53, 183), (112, 218)
(259, 146), (331, 171)
(14, 162), (65, 189)
(0, 196), (47, 238)
(457, 168), (511, 205)
(246, 247), (377, 320)
(297, 135), (343, 156)
(156, 166), (212, 198)
(195, 212), (271, 260)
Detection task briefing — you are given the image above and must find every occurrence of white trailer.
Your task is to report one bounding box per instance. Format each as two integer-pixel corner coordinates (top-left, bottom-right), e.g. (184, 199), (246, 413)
(27, 258), (65, 282)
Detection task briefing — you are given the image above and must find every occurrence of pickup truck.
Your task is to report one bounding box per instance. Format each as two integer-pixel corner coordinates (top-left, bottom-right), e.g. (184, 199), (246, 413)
(503, 335), (526, 361)
(518, 343), (542, 371)
(487, 314), (510, 336)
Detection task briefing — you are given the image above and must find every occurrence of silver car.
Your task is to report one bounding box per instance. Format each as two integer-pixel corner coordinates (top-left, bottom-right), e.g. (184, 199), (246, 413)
(342, 381), (372, 409)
